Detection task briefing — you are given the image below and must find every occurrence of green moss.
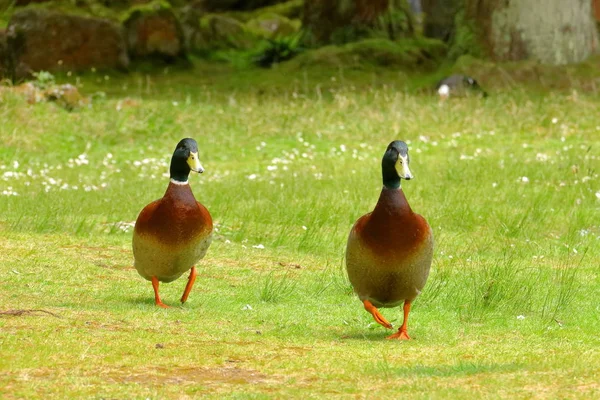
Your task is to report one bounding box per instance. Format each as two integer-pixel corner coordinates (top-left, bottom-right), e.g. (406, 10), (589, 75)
(193, 14), (258, 53)
(15, 0), (121, 21)
(290, 37), (447, 70)
(448, 10), (483, 60)
(225, 0), (303, 23)
(120, 0), (172, 22)
(4, 0), (173, 22)
(245, 12), (300, 39)
(0, 0), (14, 27)
(303, 0), (415, 47)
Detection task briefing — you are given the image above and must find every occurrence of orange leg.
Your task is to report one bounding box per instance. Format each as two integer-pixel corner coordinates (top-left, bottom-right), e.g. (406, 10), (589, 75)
(387, 301), (411, 340)
(151, 276), (169, 308)
(363, 299), (393, 329)
(180, 266), (198, 304)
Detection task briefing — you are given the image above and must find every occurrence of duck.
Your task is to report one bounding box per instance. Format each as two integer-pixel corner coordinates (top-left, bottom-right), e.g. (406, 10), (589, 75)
(345, 141), (433, 339)
(435, 74), (488, 99)
(132, 138), (213, 308)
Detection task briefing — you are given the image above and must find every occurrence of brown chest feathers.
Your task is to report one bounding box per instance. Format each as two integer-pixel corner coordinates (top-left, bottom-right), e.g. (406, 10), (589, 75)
(354, 188), (430, 259)
(134, 182), (212, 247)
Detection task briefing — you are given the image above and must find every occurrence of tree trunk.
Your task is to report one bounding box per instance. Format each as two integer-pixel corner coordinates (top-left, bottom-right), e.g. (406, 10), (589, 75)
(468, 0), (599, 65)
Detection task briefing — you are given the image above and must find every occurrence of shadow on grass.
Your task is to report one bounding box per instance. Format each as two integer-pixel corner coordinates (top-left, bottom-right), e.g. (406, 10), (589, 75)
(340, 329), (400, 341)
(121, 296), (194, 309)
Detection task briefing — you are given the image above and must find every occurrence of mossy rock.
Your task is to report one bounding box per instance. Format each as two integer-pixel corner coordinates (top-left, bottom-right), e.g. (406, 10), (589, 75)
(200, 0), (291, 12)
(120, 0), (172, 22)
(245, 12), (299, 39)
(191, 14), (258, 52)
(226, 0), (303, 22)
(123, 1), (187, 62)
(12, 0), (122, 21)
(302, 0), (415, 47)
(290, 38), (447, 70)
(7, 8), (129, 79)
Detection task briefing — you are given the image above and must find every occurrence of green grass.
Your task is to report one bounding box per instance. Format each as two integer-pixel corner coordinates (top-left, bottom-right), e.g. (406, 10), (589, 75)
(1, 64), (599, 398)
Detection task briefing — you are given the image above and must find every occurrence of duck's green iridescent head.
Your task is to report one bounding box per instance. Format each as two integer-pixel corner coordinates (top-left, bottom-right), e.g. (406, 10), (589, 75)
(381, 140), (412, 189)
(170, 138), (204, 183)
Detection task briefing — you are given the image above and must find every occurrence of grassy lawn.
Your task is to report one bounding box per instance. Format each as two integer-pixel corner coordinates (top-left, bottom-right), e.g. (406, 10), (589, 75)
(1, 64), (599, 398)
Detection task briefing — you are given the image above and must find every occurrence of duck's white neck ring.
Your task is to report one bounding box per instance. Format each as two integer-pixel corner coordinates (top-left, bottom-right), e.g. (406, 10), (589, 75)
(170, 178), (189, 185)
(383, 184), (401, 190)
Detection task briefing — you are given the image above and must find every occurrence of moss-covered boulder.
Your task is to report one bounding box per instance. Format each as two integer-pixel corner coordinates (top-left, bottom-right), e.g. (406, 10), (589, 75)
(123, 2), (186, 62)
(302, 0), (415, 46)
(189, 14), (257, 52)
(200, 0), (290, 12)
(246, 12), (300, 39)
(6, 8), (128, 79)
(291, 38), (447, 70)
(14, 0), (52, 5)
(226, 0), (303, 22)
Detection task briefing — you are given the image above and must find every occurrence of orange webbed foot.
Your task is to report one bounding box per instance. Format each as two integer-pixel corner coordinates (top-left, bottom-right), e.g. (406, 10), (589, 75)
(386, 301), (412, 340)
(386, 329), (410, 340)
(363, 299), (393, 329)
(155, 301), (170, 309)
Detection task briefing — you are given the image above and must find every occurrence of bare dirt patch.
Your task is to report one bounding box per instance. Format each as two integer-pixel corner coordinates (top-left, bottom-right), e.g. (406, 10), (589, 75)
(109, 365), (278, 386)
(0, 309), (62, 318)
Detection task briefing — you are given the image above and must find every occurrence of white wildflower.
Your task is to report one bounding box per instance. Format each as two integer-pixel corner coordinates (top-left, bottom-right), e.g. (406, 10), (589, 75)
(536, 153), (549, 162)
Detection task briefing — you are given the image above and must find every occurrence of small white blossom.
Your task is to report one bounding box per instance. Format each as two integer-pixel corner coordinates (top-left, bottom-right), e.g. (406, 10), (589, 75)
(536, 153), (549, 162)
